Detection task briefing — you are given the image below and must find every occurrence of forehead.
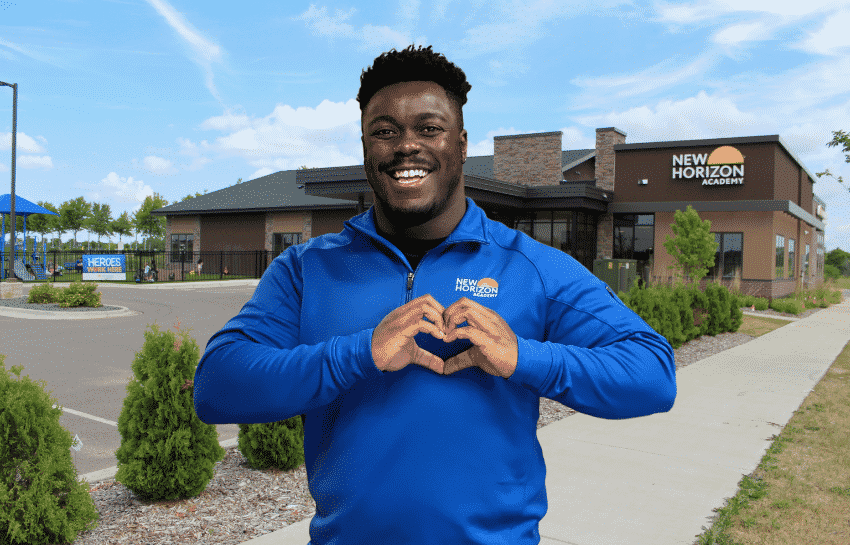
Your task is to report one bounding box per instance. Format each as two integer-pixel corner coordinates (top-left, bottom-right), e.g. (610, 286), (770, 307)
(363, 80), (459, 121)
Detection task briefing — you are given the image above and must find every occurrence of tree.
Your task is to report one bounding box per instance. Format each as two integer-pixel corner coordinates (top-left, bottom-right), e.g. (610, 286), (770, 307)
(815, 129), (849, 187)
(24, 202), (56, 247)
(86, 202), (114, 247)
(180, 191), (206, 203)
(59, 197), (91, 247)
(662, 205), (718, 284)
(110, 211), (134, 246)
(825, 248), (850, 276)
(134, 193), (169, 251)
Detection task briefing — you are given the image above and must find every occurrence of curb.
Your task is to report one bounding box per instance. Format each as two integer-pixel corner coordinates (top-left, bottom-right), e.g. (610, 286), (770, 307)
(0, 305), (138, 320)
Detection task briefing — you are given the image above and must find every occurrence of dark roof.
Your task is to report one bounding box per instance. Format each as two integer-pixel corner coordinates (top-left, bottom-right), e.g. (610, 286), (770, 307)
(153, 149), (600, 216)
(151, 170), (358, 216)
(464, 150), (595, 179)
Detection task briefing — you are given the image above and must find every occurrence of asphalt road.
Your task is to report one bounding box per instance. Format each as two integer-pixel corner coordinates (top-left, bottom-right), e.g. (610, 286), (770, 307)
(0, 282), (258, 477)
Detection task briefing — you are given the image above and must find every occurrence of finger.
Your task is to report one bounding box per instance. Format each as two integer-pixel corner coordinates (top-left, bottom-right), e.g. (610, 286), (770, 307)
(443, 349), (476, 375)
(411, 343), (445, 374)
(416, 293), (445, 315)
(407, 315), (445, 340)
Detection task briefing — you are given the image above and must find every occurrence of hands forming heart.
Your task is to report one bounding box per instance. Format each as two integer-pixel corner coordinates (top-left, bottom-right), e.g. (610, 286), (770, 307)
(371, 294), (518, 379)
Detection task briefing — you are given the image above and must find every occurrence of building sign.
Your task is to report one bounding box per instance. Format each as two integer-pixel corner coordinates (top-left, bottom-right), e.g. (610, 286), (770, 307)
(82, 254), (126, 281)
(672, 145), (745, 186)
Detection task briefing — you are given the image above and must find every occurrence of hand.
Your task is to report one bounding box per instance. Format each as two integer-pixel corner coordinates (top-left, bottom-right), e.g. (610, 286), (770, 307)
(372, 294), (448, 373)
(441, 297), (518, 379)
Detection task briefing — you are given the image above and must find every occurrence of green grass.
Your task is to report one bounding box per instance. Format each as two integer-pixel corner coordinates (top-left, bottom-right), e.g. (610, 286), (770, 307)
(692, 338), (850, 545)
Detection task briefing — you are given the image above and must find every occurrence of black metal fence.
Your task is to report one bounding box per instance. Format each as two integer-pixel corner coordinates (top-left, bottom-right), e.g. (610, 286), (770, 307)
(1, 250), (280, 282)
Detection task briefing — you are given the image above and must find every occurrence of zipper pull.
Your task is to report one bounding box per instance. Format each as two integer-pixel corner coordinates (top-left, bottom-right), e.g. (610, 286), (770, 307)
(407, 272), (414, 291)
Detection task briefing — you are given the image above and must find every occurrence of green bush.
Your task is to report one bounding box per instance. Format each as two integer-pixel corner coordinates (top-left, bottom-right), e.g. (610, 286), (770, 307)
(704, 283), (732, 336)
(54, 280), (102, 308)
(237, 416), (305, 472)
(0, 356), (100, 545)
(26, 283), (61, 304)
(770, 298), (803, 315)
(114, 324), (225, 502)
(753, 297), (769, 311)
(738, 294), (757, 308)
(824, 263), (840, 280)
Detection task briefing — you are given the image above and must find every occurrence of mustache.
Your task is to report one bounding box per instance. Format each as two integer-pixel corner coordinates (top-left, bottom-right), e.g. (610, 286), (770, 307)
(380, 159), (435, 172)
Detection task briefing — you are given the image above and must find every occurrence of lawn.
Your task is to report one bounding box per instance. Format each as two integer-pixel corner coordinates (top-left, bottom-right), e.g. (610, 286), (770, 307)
(693, 335), (850, 544)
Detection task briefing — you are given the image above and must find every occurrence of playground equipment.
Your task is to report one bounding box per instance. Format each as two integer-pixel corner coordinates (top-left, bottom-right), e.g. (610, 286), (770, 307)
(0, 194), (59, 281)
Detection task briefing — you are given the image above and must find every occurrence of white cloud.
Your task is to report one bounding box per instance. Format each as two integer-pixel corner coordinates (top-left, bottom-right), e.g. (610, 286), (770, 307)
(143, 155), (175, 174)
(713, 21), (773, 46)
(575, 90), (760, 143)
(570, 52), (718, 106)
(88, 172), (155, 209)
(1, 131), (46, 153)
(185, 157), (211, 171)
(145, 0), (225, 104)
(17, 155), (53, 169)
(187, 98), (364, 170)
(294, 4), (415, 51)
(793, 9), (850, 55)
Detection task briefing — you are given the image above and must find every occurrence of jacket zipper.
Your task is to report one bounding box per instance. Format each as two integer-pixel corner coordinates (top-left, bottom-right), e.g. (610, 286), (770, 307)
(405, 271), (414, 304)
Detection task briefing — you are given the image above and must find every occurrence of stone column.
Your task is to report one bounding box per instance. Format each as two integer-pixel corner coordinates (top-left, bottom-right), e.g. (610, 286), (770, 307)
(494, 131), (563, 187)
(594, 127), (627, 259)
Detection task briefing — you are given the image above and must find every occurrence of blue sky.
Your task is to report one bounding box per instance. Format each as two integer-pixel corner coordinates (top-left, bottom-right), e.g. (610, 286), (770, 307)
(2, 0), (850, 250)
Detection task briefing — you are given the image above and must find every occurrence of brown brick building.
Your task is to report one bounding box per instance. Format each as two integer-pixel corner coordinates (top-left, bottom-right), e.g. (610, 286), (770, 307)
(153, 128), (826, 298)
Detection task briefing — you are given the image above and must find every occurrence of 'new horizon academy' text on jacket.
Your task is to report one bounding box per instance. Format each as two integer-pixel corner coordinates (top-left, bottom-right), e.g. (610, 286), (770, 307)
(194, 196), (677, 545)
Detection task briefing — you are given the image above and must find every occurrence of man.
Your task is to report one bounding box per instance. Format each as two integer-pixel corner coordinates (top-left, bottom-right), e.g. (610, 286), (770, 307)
(194, 45), (676, 544)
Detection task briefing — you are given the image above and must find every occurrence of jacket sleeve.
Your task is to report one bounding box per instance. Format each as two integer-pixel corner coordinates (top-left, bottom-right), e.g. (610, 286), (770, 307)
(192, 249), (383, 425)
(507, 275), (677, 420)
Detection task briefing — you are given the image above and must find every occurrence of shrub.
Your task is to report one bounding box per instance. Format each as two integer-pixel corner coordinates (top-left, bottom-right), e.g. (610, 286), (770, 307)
(824, 263), (840, 280)
(738, 294), (756, 308)
(54, 280), (102, 308)
(237, 416), (305, 472)
(26, 283), (61, 304)
(753, 297), (769, 311)
(704, 283), (731, 336)
(0, 356), (100, 545)
(114, 324), (225, 502)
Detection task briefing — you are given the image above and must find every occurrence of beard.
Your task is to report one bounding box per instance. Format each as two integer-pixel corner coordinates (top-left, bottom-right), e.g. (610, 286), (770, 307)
(372, 169), (463, 232)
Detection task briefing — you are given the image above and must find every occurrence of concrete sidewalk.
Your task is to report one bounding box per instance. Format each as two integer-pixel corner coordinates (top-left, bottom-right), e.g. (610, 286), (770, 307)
(239, 298), (850, 545)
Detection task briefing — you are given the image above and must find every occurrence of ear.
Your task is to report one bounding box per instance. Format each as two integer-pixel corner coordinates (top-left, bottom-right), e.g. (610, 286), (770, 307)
(460, 128), (468, 164)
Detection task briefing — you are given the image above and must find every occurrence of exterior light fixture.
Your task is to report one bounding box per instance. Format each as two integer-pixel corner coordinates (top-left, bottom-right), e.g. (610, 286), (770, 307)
(638, 179), (648, 185)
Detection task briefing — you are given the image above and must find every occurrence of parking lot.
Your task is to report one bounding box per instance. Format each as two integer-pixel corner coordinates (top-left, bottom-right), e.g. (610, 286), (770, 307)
(1, 281), (259, 477)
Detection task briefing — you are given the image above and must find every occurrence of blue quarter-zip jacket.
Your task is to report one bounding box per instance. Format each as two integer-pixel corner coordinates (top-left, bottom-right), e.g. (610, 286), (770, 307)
(194, 197), (676, 545)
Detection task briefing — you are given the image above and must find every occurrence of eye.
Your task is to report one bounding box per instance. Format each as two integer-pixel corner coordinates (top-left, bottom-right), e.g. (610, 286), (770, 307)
(372, 128), (396, 138)
(421, 126), (442, 134)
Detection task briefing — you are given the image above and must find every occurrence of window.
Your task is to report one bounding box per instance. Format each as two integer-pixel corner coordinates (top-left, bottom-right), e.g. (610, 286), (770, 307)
(788, 239), (795, 279)
(514, 209), (596, 270)
(710, 233), (743, 279)
(613, 214), (654, 262)
(171, 234), (193, 263)
(273, 233), (302, 255)
(775, 235), (785, 279)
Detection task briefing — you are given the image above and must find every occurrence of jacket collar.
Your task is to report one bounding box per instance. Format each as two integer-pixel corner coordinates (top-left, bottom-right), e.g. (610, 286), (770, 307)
(345, 196), (491, 249)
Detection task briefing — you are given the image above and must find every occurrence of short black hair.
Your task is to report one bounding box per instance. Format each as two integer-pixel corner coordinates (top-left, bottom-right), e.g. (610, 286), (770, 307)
(357, 45), (471, 125)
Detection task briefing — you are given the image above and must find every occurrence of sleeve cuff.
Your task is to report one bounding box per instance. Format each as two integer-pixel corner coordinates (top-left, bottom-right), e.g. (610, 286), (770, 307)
(357, 327), (384, 378)
(507, 336), (553, 392)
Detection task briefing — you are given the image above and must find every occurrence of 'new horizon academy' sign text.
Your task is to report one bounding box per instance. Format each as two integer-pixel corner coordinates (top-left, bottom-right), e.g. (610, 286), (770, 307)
(672, 145), (745, 186)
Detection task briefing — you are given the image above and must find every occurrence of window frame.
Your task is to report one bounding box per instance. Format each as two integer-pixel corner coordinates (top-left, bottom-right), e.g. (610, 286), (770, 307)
(170, 234), (194, 263)
(709, 232), (743, 279)
(273, 232), (303, 255)
(776, 235), (785, 279)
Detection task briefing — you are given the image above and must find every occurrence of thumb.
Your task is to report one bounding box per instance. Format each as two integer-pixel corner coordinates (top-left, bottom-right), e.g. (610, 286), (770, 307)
(412, 343), (445, 374)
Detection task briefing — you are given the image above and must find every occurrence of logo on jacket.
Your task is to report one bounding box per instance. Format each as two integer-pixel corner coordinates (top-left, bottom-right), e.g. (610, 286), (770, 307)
(456, 277), (499, 298)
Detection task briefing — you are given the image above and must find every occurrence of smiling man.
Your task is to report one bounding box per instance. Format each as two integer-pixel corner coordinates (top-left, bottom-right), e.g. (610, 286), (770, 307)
(194, 45), (677, 545)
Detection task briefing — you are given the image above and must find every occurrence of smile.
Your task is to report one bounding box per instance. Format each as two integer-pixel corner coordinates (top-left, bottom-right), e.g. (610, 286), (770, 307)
(386, 168), (432, 187)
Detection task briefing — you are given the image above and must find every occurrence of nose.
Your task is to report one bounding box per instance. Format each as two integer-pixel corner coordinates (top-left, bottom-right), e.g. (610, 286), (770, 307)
(395, 128), (422, 155)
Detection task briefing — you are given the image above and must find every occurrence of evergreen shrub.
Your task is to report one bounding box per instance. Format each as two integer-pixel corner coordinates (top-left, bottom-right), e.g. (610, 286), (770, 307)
(237, 416), (305, 472)
(26, 283), (61, 304)
(0, 356), (100, 545)
(114, 323), (225, 502)
(738, 294), (756, 308)
(54, 280), (102, 308)
(753, 297), (769, 311)
(704, 283), (732, 335)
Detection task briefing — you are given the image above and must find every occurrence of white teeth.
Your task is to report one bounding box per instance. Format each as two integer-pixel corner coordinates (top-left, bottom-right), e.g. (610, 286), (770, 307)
(392, 169), (428, 180)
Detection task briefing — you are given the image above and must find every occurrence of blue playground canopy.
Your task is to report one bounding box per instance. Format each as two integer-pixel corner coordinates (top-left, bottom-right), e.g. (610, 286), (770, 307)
(1, 194), (59, 281)
(0, 194), (59, 216)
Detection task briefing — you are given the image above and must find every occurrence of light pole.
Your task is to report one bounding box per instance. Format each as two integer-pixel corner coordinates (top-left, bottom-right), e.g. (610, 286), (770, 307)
(0, 81), (17, 282)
